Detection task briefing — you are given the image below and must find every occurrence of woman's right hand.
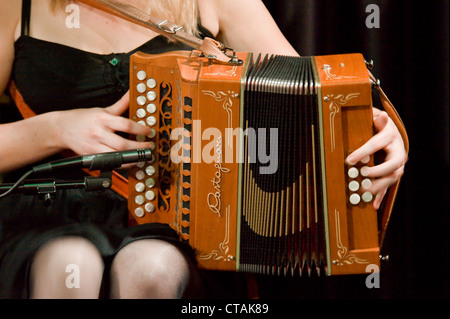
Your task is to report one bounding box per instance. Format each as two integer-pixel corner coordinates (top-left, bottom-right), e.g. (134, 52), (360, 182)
(54, 91), (152, 155)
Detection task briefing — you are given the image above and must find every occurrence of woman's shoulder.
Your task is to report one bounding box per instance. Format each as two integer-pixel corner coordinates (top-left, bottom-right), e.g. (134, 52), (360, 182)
(0, 0), (21, 35)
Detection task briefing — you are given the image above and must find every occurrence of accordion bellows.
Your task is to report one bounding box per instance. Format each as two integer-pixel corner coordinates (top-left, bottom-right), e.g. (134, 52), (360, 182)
(128, 51), (382, 276)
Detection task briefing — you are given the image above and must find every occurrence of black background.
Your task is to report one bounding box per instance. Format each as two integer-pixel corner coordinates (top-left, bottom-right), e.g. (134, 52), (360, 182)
(255, 0), (449, 299)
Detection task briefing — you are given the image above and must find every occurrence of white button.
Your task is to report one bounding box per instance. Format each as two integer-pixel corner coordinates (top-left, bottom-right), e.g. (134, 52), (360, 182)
(136, 83), (146, 93)
(360, 166), (370, 177)
(136, 161), (145, 168)
(148, 128), (156, 138)
(136, 135), (146, 142)
(348, 167), (359, 179)
(134, 207), (145, 218)
(135, 170), (146, 180)
(349, 193), (361, 205)
(149, 141), (156, 150)
(348, 181), (360, 192)
(136, 108), (146, 118)
(146, 165), (156, 176)
(137, 120), (146, 127)
(147, 103), (157, 114)
(147, 91), (157, 101)
(361, 155), (371, 164)
(147, 116), (157, 126)
(147, 78), (157, 89)
(145, 202), (155, 213)
(135, 182), (145, 193)
(362, 192), (373, 203)
(146, 178), (156, 188)
(135, 195), (145, 205)
(361, 178), (372, 190)
(137, 70), (147, 81)
(137, 95), (146, 106)
(145, 190), (155, 201)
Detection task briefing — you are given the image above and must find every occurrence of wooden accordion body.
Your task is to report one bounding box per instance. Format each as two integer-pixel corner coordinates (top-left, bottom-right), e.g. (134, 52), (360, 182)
(128, 51), (381, 276)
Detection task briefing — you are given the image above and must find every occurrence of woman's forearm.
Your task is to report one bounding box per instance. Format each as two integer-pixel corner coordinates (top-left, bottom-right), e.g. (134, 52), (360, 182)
(0, 111), (63, 173)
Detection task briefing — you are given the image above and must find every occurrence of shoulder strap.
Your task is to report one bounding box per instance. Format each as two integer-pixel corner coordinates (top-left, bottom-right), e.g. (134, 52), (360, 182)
(21, 0), (31, 36)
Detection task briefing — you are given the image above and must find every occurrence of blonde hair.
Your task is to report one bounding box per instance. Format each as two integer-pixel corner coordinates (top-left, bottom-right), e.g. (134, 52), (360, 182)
(51, 0), (200, 36)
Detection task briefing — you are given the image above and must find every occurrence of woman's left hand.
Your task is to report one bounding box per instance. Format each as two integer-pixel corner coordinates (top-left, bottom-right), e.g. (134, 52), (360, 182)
(346, 107), (408, 210)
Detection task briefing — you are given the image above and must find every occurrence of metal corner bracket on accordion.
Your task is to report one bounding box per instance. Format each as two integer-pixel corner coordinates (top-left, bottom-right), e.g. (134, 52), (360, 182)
(127, 50), (387, 276)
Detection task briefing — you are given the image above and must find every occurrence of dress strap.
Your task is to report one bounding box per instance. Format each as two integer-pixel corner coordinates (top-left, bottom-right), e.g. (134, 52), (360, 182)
(21, 0), (31, 36)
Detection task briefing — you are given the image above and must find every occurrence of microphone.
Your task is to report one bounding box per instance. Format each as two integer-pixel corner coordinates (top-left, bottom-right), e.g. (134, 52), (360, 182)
(32, 148), (153, 174)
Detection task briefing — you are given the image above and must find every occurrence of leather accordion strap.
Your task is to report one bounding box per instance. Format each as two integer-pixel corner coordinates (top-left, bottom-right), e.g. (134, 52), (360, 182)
(369, 72), (409, 247)
(7, 81), (129, 199)
(77, 0), (231, 63)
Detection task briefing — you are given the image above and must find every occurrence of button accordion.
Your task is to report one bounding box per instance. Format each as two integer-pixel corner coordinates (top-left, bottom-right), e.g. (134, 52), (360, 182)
(127, 51), (389, 276)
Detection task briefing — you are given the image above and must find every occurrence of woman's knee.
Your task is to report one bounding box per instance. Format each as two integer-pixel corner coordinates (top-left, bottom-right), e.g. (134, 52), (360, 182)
(30, 236), (104, 298)
(110, 239), (190, 298)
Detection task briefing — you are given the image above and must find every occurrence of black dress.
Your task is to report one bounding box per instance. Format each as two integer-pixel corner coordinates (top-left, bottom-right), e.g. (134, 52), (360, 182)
(0, 0), (212, 299)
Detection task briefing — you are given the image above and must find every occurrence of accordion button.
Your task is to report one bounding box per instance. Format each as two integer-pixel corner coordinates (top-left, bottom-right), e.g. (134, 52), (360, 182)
(134, 207), (145, 218)
(348, 181), (360, 192)
(147, 103), (157, 114)
(136, 108), (146, 118)
(135, 182), (145, 193)
(147, 116), (157, 126)
(145, 190), (156, 201)
(135, 195), (145, 205)
(145, 202), (155, 213)
(147, 91), (157, 101)
(146, 178), (156, 188)
(360, 166), (370, 177)
(148, 128), (156, 139)
(362, 192), (373, 203)
(348, 167), (359, 179)
(135, 170), (145, 180)
(136, 161), (145, 168)
(135, 135), (146, 142)
(147, 78), (157, 89)
(349, 193), (361, 205)
(146, 165), (156, 176)
(137, 70), (147, 81)
(361, 155), (371, 164)
(137, 96), (146, 106)
(136, 83), (146, 93)
(361, 178), (372, 190)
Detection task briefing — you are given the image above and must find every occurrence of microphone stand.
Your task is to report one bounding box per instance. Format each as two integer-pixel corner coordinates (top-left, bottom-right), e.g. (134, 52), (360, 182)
(0, 175), (112, 206)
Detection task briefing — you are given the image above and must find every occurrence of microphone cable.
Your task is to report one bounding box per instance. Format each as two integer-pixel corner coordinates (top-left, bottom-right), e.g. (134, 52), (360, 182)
(0, 169), (33, 199)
